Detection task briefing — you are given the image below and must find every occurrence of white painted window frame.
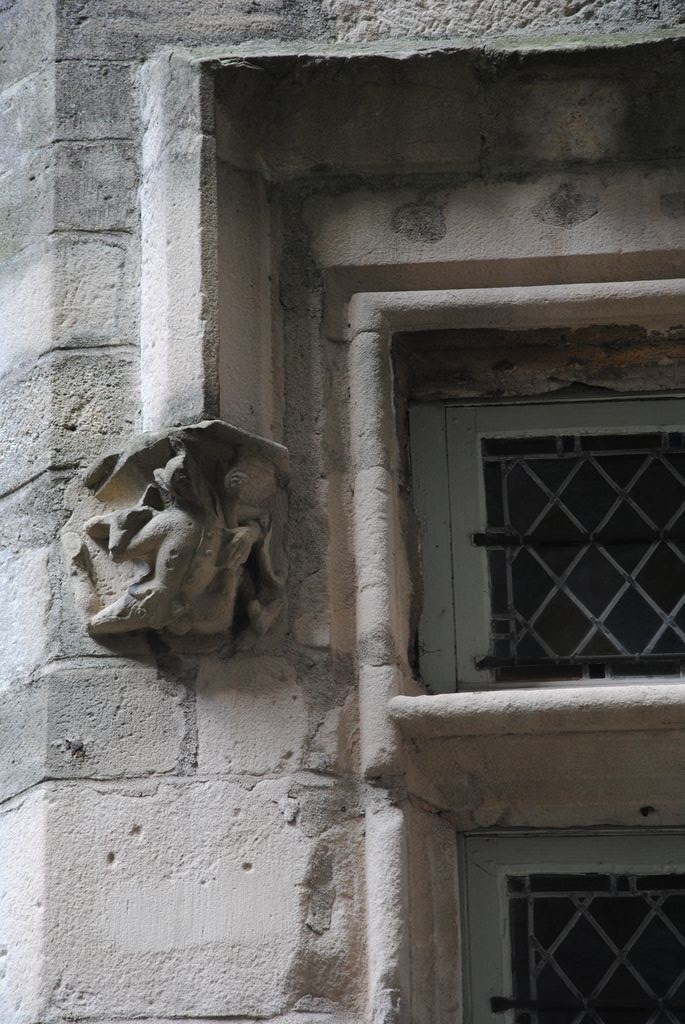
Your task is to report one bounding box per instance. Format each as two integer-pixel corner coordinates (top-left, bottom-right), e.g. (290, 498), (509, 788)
(411, 395), (685, 692)
(463, 830), (685, 1024)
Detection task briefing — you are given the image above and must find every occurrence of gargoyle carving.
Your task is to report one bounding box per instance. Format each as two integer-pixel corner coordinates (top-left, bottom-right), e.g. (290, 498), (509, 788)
(66, 420), (288, 643)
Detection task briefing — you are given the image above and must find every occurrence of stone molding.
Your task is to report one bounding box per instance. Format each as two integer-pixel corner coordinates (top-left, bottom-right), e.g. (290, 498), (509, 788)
(64, 419), (288, 645)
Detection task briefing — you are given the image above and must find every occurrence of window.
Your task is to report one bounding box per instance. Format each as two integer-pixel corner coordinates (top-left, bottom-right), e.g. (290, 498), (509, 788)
(463, 832), (685, 1024)
(410, 395), (685, 692)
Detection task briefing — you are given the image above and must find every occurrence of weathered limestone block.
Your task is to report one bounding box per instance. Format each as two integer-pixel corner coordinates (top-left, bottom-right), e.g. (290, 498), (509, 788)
(0, 662), (188, 803)
(54, 0), (313, 60)
(0, 349), (137, 497)
(40, 779), (314, 1019)
(0, 66), (54, 170)
(322, 0), (685, 43)
(0, 680), (47, 803)
(196, 655), (307, 774)
(43, 662), (189, 779)
(0, 151), (54, 262)
(0, 0), (54, 91)
(0, 548), (52, 689)
(52, 232), (138, 347)
(0, 243), (53, 375)
(64, 419), (288, 646)
(0, 789), (48, 1024)
(53, 140), (138, 233)
(54, 59), (137, 141)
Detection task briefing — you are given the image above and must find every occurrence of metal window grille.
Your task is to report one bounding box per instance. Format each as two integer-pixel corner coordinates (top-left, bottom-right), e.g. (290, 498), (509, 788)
(499, 872), (685, 1024)
(477, 432), (685, 681)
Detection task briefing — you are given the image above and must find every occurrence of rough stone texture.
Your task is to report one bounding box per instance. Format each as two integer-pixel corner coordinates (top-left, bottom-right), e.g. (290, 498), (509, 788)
(3, 5), (685, 1024)
(196, 656), (308, 775)
(0, 789), (48, 1024)
(0, 349), (137, 497)
(35, 778), (364, 1021)
(0, 663), (189, 804)
(321, 0), (685, 43)
(0, 548), (52, 690)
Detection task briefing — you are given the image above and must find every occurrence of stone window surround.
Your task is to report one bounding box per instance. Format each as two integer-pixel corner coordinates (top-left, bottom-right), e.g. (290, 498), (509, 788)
(137, 46), (685, 1024)
(346, 280), (685, 773)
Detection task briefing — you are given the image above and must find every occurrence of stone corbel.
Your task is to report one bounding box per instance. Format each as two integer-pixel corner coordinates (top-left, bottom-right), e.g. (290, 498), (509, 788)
(64, 420), (288, 645)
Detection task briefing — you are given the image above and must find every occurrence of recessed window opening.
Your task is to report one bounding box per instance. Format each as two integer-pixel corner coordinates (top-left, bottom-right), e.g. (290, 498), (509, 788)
(409, 393), (685, 692)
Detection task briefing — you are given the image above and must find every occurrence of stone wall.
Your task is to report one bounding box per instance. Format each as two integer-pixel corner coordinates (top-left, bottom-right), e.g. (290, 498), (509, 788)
(1, 3), (685, 1024)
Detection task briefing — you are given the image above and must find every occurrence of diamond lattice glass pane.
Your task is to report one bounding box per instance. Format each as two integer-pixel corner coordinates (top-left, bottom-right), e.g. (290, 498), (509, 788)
(481, 431), (685, 678)
(603, 590), (663, 654)
(507, 464), (551, 534)
(636, 544), (685, 616)
(559, 462), (618, 533)
(627, 917), (685, 995)
(527, 592), (592, 658)
(508, 873), (685, 1024)
(565, 548), (624, 617)
(512, 548), (555, 620)
(629, 460), (685, 528)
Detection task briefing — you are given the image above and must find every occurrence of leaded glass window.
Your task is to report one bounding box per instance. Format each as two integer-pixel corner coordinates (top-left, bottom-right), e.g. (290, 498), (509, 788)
(409, 397), (685, 691)
(463, 834), (685, 1024)
(503, 872), (685, 1024)
(479, 432), (685, 682)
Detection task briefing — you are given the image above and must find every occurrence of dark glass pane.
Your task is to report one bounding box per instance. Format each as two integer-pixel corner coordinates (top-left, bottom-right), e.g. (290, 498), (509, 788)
(533, 543), (579, 579)
(580, 433), (661, 451)
(533, 897), (578, 950)
(529, 505), (584, 544)
(604, 590), (663, 654)
(529, 457), (578, 494)
(530, 876), (612, 893)
(596, 454), (650, 489)
(560, 461), (618, 533)
(673, 603), (685, 634)
(514, 631), (549, 660)
(637, 544), (685, 614)
(596, 965), (653, 1024)
(532, 593), (592, 657)
(589, 897), (649, 947)
(600, 503), (653, 542)
(512, 548), (554, 621)
(577, 630), (621, 658)
(630, 460), (685, 528)
(627, 916), (685, 995)
(507, 464), (550, 534)
(484, 461), (505, 527)
(634, 875), (685, 892)
(651, 629), (685, 656)
(536, 962), (580, 1006)
(665, 453), (685, 484)
(662, 895), (685, 936)
(604, 542), (649, 575)
(554, 917), (615, 995)
(566, 547), (624, 617)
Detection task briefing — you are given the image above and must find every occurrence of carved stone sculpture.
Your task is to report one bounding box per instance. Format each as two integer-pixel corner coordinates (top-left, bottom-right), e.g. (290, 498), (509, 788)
(65, 420), (288, 644)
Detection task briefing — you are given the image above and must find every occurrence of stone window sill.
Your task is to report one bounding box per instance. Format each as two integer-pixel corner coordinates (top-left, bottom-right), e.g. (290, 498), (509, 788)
(390, 683), (685, 740)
